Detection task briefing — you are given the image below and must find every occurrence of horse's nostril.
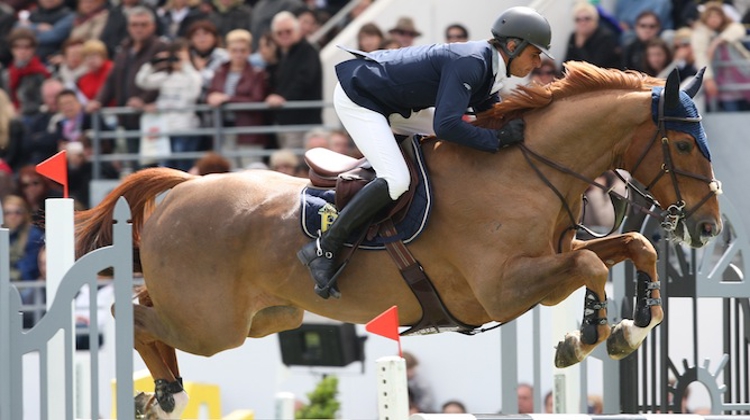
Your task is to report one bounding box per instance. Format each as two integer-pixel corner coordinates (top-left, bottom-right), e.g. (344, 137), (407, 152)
(701, 222), (716, 237)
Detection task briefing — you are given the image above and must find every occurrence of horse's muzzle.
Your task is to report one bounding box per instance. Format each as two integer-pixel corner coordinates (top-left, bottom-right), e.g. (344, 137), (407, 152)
(688, 217), (722, 248)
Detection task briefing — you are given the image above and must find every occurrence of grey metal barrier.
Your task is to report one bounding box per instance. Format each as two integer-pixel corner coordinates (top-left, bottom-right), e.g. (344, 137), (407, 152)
(89, 100), (337, 179)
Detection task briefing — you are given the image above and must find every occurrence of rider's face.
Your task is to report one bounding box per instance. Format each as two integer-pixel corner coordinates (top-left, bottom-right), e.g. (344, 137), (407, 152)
(508, 43), (543, 78)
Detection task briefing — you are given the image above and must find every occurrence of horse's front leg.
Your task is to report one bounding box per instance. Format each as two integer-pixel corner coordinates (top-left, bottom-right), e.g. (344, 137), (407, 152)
(572, 232), (663, 361)
(478, 248), (611, 368)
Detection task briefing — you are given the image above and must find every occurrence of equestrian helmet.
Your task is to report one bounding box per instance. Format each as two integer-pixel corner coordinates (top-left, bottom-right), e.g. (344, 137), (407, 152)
(491, 6), (553, 58)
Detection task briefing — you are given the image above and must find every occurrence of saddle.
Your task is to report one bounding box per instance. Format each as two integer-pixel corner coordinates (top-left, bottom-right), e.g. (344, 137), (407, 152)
(303, 138), (479, 336)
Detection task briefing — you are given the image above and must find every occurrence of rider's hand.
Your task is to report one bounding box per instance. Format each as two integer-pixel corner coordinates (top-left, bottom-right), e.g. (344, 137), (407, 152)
(496, 118), (525, 148)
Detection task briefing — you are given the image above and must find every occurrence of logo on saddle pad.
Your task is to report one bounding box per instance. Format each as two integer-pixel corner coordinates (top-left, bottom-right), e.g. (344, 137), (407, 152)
(319, 203), (338, 232)
(300, 137), (433, 250)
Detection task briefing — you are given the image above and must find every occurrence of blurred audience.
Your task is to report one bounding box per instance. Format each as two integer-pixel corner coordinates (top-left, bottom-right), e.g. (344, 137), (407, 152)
(444, 23), (469, 43)
(100, 0), (161, 58)
(615, 0), (673, 42)
(55, 37), (87, 88)
(249, 0), (305, 50)
(692, 1), (750, 111)
(18, 0), (74, 62)
(3, 28), (50, 119)
(160, 0), (206, 40)
(404, 351), (435, 413)
(622, 11), (662, 72)
(24, 78), (64, 165)
(303, 127), (330, 150)
(209, 0), (251, 38)
(564, 2), (622, 69)
(357, 23), (384, 53)
(69, 0), (110, 42)
(16, 164), (62, 214)
(188, 151), (231, 175)
(531, 59), (559, 86)
(136, 39), (202, 170)
(87, 6), (167, 156)
(517, 383), (534, 414)
(2, 194), (44, 287)
(388, 17), (421, 48)
(645, 37), (673, 77)
(442, 400), (467, 414)
(76, 39), (113, 104)
(269, 148), (299, 176)
(329, 129), (354, 156)
(0, 4), (17, 67)
(665, 27), (697, 81)
(265, 11), (323, 149)
(207, 29), (271, 164)
(187, 20), (228, 98)
(0, 89), (27, 172)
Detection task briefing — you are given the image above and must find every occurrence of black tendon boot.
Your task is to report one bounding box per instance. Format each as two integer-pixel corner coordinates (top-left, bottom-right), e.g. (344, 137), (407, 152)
(298, 178), (394, 299)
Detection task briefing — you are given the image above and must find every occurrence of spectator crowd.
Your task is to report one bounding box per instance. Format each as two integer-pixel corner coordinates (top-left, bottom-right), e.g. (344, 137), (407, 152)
(1, 0), (749, 320)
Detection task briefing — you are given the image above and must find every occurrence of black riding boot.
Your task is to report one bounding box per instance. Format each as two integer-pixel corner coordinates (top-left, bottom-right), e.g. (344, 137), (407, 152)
(298, 178), (393, 299)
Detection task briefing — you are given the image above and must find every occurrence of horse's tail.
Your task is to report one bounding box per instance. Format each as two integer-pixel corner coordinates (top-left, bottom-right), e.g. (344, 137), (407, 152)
(75, 168), (197, 265)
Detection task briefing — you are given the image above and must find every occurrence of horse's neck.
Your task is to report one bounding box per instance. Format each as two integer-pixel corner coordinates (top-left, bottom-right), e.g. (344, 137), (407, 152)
(524, 91), (651, 180)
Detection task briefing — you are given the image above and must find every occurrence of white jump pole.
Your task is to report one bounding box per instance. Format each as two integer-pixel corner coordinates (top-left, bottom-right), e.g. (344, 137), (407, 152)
(45, 197), (76, 419)
(275, 391), (296, 420)
(551, 287), (584, 413)
(377, 356), (410, 420)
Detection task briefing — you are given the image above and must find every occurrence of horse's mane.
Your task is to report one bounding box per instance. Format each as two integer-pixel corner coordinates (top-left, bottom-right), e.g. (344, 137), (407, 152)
(473, 61), (665, 130)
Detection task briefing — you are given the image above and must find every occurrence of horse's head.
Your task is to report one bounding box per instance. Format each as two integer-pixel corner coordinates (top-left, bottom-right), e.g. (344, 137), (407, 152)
(625, 68), (722, 248)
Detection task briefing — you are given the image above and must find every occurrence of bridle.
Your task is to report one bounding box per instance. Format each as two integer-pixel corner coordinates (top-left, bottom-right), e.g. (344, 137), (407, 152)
(517, 87), (722, 252)
(627, 89), (722, 234)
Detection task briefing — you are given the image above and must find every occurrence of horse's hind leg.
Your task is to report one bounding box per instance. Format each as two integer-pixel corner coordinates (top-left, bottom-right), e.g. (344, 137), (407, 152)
(133, 301), (188, 418)
(571, 233), (663, 361)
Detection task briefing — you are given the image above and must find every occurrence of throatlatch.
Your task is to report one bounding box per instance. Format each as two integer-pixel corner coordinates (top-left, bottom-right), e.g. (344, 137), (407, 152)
(634, 271), (661, 328)
(581, 288), (608, 345)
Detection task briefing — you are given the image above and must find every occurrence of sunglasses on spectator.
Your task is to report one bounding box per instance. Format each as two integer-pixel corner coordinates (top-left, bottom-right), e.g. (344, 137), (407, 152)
(21, 180), (43, 188)
(575, 16), (594, 22)
(637, 22), (659, 29)
(3, 209), (25, 216)
(129, 21), (152, 27)
(393, 29), (418, 37)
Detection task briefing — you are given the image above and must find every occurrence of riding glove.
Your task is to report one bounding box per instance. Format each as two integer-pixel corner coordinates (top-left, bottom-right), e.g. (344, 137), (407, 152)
(496, 118), (525, 148)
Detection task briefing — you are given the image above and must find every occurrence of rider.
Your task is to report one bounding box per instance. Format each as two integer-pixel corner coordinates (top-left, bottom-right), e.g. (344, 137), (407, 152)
(298, 7), (554, 299)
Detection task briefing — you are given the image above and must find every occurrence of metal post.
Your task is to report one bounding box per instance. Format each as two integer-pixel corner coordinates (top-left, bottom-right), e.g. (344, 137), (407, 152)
(46, 198), (76, 419)
(0, 228), (11, 420)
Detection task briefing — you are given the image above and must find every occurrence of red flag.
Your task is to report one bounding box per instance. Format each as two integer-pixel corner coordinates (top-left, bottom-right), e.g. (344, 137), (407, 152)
(36, 151), (68, 198)
(366, 306), (402, 357)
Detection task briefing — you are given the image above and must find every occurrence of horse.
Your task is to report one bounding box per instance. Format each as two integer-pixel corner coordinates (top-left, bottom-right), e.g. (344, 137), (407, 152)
(74, 61), (722, 417)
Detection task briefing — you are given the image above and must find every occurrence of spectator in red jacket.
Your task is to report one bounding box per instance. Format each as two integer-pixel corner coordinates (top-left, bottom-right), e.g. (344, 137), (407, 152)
(76, 39), (113, 104)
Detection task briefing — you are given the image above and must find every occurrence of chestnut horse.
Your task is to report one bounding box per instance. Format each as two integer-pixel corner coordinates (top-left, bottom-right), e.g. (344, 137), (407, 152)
(75, 62), (721, 417)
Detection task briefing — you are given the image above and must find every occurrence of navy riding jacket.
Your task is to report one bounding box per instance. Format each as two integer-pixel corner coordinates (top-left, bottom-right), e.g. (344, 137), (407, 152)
(336, 40), (503, 152)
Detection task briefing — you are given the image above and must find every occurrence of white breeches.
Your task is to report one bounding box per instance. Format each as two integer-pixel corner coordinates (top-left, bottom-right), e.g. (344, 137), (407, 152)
(333, 83), (435, 200)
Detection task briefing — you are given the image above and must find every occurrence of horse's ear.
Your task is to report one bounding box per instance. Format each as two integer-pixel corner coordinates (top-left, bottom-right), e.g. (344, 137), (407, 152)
(683, 67), (706, 98)
(664, 68), (681, 110)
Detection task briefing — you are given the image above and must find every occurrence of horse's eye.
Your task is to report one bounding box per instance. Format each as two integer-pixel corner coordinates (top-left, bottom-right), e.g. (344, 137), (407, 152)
(676, 141), (693, 153)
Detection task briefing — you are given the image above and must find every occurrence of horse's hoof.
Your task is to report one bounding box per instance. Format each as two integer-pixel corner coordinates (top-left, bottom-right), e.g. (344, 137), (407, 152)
(154, 379), (184, 413)
(607, 321), (638, 360)
(554, 334), (583, 368)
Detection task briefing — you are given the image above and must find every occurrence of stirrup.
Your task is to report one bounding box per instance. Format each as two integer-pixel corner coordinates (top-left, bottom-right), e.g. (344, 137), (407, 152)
(313, 263), (346, 299)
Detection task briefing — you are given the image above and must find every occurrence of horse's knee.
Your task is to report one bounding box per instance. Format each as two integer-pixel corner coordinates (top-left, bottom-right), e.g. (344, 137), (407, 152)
(571, 249), (609, 283)
(623, 232), (657, 267)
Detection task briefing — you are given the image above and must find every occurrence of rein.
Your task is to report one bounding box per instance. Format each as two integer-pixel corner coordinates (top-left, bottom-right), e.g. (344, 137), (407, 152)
(517, 89), (721, 251)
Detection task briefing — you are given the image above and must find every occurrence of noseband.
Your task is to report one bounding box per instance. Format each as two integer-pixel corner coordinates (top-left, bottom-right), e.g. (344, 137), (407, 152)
(628, 91), (722, 233)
